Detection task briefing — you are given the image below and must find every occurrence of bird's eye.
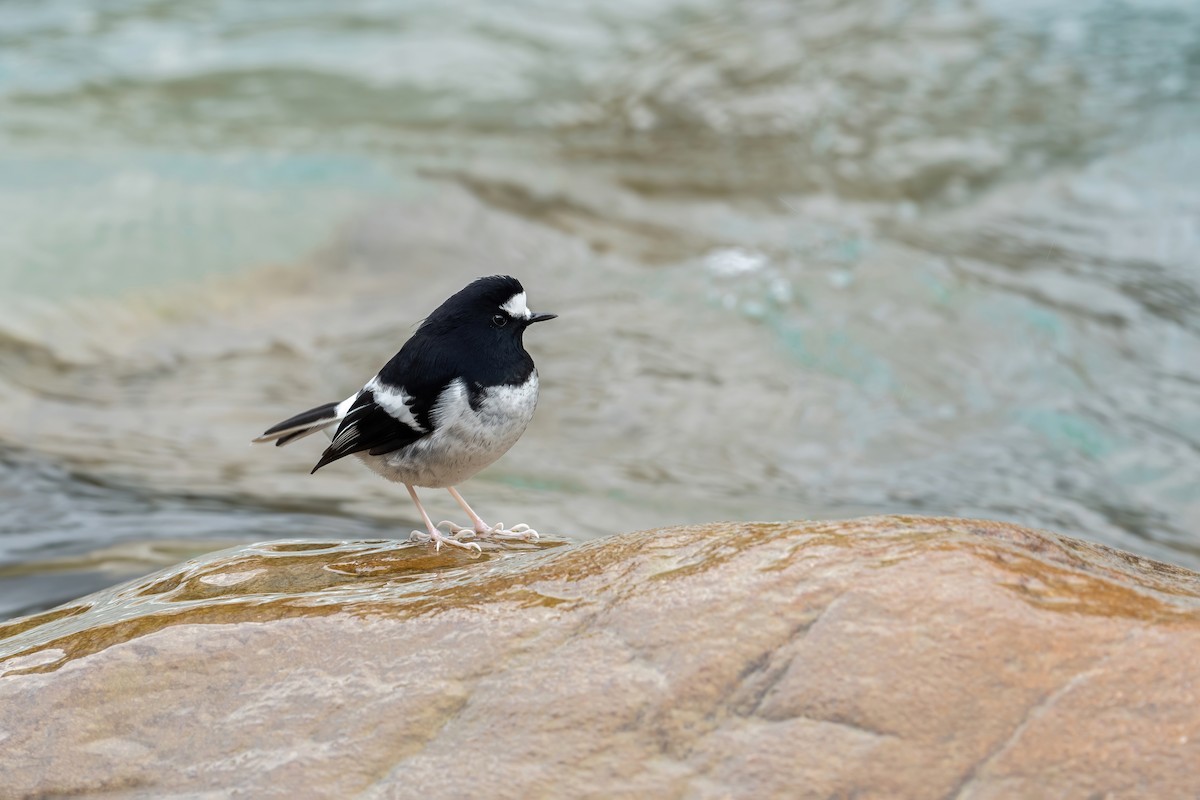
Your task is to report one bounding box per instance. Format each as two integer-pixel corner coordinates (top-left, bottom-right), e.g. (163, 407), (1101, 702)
(492, 313), (508, 327)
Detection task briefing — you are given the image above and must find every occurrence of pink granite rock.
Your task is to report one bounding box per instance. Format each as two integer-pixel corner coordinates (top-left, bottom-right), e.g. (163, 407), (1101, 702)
(1, 517), (1198, 798)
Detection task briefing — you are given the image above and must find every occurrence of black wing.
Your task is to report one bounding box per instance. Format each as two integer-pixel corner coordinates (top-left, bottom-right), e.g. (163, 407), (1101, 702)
(310, 389), (426, 473)
(311, 322), (479, 473)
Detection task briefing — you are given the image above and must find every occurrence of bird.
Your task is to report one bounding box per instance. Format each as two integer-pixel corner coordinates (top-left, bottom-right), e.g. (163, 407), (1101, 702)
(253, 275), (556, 553)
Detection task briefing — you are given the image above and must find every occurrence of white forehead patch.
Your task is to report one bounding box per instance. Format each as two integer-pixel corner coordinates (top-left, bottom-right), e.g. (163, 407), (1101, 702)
(500, 291), (532, 319)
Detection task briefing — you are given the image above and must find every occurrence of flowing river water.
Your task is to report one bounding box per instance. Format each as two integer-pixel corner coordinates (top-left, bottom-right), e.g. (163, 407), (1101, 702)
(1, 0), (1198, 620)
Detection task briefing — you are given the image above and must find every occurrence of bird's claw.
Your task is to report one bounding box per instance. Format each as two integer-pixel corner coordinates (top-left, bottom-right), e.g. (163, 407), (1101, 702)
(486, 522), (540, 543)
(500, 523), (540, 542)
(409, 529), (482, 555)
(437, 520), (539, 543)
(437, 521), (476, 539)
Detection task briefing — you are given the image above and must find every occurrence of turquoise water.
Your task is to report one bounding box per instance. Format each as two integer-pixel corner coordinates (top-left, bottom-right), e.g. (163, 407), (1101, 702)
(0, 152), (402, 297)
(1, 0), (1198, 619)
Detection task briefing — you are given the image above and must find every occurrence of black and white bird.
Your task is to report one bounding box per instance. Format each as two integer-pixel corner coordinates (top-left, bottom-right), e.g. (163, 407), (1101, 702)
(254, 275), (556, 553)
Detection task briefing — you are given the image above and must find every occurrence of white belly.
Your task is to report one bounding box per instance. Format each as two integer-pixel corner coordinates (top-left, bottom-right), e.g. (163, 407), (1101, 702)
(355, 373), (539, 488)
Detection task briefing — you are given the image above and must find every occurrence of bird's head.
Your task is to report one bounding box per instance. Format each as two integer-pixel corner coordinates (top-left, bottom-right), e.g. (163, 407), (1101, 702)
(420, 275), (556, 346)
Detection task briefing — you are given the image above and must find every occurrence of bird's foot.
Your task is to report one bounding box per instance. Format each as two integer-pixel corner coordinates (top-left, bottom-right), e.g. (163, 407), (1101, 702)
(492, 523), (540, 542)
(409, 528), (482, 555)
(438, 520), (539, 543)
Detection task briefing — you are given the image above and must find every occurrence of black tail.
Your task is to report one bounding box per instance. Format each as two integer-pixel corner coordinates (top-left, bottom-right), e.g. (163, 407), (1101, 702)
(253, 401), (342, 447)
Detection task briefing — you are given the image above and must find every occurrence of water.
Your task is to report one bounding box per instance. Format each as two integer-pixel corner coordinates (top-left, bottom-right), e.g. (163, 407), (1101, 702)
(1, 0), (1198, 620)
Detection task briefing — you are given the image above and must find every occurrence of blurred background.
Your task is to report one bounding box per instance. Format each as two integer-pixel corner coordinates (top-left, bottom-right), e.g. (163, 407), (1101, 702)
(0, 0), (1197, 621)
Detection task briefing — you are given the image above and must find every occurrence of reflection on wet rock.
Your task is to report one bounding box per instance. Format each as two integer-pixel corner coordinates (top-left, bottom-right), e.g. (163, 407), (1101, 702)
(2, 517), (1198, 797)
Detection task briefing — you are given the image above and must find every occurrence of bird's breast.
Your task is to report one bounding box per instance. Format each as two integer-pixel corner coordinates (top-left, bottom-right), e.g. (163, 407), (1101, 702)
(451, 371), (540, 446)
(364, 372), (539, 488)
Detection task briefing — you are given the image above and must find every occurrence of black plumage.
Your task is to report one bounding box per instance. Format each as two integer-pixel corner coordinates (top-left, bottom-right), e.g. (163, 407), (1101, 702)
(310, 275), (539, 473)
(254, 274), (555, 552)
(260, 401), (341, 438)
(257, 401), (342, 447)
(308, 389), (423, 473)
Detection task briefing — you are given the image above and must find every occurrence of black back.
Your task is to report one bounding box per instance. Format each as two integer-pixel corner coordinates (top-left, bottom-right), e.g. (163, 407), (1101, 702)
(311, 276), (539, 472)
(379, 275), (536, 421)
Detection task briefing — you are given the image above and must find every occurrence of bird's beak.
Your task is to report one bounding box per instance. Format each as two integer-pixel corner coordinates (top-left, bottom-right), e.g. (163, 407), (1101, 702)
(527, 312), (557, 324)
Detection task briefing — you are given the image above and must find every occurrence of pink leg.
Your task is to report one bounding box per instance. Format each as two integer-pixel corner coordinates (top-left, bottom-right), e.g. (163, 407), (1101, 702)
(446, 486), (491, 534)
(439, 486), (539, 542)
(406, 484), (479, 554)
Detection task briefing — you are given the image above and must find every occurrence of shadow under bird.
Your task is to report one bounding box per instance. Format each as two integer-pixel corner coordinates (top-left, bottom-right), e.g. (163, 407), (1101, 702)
(254, 275), (556, 553)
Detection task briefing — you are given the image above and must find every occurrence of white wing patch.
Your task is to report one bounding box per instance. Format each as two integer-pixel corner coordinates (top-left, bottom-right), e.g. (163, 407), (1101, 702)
(366, 379), (427, 432)
(501, 291), (531, 319)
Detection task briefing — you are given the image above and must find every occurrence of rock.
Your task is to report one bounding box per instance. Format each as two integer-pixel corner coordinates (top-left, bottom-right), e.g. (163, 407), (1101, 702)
(1, 516), (1199, 798)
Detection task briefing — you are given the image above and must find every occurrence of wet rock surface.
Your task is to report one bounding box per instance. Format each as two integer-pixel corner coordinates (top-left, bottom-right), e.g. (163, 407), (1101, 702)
(2, 516), (1199, 798)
